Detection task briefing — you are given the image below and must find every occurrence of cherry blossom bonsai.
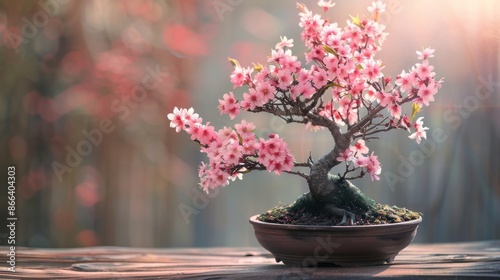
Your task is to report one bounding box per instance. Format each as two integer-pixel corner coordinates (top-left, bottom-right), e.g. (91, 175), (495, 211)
(168, 1), (443, 226)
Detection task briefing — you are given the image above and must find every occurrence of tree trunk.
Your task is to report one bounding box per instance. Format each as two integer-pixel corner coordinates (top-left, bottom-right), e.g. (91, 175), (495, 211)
(297, 135), (378, 225)
(295, 173), (377, 225)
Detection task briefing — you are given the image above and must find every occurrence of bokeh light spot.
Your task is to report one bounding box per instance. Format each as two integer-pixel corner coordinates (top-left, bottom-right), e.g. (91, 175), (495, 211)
(43, 18), (63, 41)
(41, 54), (58, 73)
(53, 207), (74, 232)
(75, 180), (101, 207)
(2, 26), (23, 50)
(37, 97), (59, 122)
(242, 8), (282, 41)
(28, 169), (47, 192)
(8, 135), (28, 161)
(23, 91), (40, 115)
(76, 230), (99, 247)
(163, 24), (208, 57)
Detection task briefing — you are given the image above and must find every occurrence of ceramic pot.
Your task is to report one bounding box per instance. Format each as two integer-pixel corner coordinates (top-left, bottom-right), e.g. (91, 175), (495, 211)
(249, 215), (421, 266)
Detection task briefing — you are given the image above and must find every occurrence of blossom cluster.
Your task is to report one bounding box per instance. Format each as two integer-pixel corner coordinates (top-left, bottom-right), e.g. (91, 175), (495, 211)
(169, 1), (443, 190)
(167, 107), (294, 192)
(337, 139), (381, 181)
(221, 1), (442, 141)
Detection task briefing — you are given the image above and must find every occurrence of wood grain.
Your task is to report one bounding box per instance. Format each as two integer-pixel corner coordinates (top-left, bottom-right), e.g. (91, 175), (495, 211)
(1, 240), (499, 279)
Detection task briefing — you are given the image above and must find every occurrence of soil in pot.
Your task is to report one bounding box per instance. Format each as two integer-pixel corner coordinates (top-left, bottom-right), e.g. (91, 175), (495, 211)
(258, 202), (421, 226)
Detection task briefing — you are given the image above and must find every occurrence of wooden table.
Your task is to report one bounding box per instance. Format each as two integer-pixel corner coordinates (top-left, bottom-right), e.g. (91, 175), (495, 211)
(1, 240), (499, 279)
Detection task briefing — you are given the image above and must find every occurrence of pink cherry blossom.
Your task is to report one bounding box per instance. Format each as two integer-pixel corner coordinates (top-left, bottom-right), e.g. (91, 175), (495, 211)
(332, 110), (346, 126)
(376, 90), (401, 108)
(202, 138), (223, 161)
(337, 44), (352, 59)
(269, 49), (300, 71)
(167, 107), (201, 133)
(218, 126), (238, 144)
(256, 82), (276, 103)
(365, 152), (381, 181)
(276, 36), (294, 49)
(323, 55), (339, 77)
(350, 139), (369, 155)
(268, 48), (286, 64)
(347, 108), (358, 125)
(224, 141), (244, 165)
(400, 115), (412, 131)
(167, 107), (186, 133)
(317, 0), (335, 12)
(417, 47), (435, 60)
(321, 23), (341, 45)
(281, 56), (302, 72)
(230, 66), (253, 88)
(242, 88), (264, 110)
(337, 148), (354, 162)
(206, 167), (229, 191)
(182, 107), (202, 126)
(312, 68), (328, 89)
(388, 103), (402, 119)
(198, 162), (208, 178)
(416, 82), (438, 106)
(367, 1), (386, 14)
(375, 91), (391, 107)
(218, 92), (240, 120)
(299, 13), (324, 43)
(364, 89), (377, 102)
(305, 46), (325, 63)
(414, 59), (435, 80)
(362, 60), (384, 82)
(276, 68), (293, 89)
(255, 134), (295, 175)
(353, 155), (368, 168)
(230, 67), (245, 88)
(297, 68), (311, 83)
(235, 119), (256, 143)
(229, 171), (244, 181)
(193, 123), (217, 146)
(408, 117), (429, 144)
(395, 70), (415, 94)
(290, 81), (316, 100)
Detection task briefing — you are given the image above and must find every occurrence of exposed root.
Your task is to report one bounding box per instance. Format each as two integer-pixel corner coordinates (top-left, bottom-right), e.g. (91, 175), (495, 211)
(324, 203), (355, 225)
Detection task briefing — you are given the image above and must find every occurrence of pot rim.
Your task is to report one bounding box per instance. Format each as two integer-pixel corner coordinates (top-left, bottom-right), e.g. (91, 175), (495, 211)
(249, 214), (422, 231)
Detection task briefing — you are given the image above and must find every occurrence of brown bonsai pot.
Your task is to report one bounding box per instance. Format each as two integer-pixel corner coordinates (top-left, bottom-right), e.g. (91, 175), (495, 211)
(249, 215), (422, 267)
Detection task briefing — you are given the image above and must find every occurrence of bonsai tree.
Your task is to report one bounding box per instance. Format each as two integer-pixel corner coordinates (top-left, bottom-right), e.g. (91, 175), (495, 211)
(168, 1), (443, 225)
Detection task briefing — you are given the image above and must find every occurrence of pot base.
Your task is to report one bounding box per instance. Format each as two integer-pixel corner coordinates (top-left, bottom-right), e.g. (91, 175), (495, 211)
(249, 215), (421, 267)
(274, 254), (395, 267)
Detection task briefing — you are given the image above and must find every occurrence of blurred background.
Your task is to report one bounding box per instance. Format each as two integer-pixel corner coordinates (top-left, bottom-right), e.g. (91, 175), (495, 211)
(0, 0), (498, 248)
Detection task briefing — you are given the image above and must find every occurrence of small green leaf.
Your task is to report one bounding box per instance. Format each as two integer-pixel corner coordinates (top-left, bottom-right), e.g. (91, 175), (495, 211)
(296, 2), (308, 13)
(236, 132), (243, 144)
(410, 102), (421, 121)
(253, 63), (263, 72)
(239, 168), (252, 174)
(350, 14), (363, 28)
(322, 45), (338, 56)
(228, 57), (240, 67)
(325, 82), (344, 89)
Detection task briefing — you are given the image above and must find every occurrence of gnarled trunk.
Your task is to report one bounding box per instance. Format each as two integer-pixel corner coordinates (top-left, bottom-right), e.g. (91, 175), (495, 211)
(296, 135), (378, 225)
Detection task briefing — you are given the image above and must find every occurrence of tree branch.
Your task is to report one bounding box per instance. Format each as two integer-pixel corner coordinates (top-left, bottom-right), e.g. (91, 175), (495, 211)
(283, 170), (310, 179)
(345, 104), (385, 139)
(294, 161), (312, 168)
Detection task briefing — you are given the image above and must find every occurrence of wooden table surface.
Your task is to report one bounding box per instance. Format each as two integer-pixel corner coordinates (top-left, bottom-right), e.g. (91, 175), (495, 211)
(1, 240), (499, 279)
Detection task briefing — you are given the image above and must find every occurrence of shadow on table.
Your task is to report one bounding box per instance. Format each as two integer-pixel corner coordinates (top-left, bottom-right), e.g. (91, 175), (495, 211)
(248, 263), (391, 279)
